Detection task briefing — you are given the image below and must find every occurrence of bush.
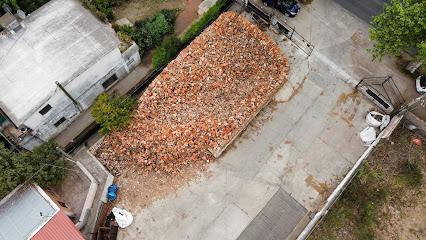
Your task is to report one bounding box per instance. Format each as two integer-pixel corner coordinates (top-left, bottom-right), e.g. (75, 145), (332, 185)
(81, 0), (107, 21)
(143, 13), (171, 47)
(119, 24), (134, 37)
(92, 0), (114, 21)
(399, 160), (423, 188)
(91, 93), (138, 135)
(161, 8), (179, 25)
(182, 0), (226, 43)
(0, 141), (67, 199)
(125, 12), (177, 56)
(152, 36), (182, 69)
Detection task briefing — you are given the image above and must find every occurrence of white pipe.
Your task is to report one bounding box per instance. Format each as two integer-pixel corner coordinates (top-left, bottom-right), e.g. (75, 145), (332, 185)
(75, 161), (98, 230)
(297, 126), (389, 239)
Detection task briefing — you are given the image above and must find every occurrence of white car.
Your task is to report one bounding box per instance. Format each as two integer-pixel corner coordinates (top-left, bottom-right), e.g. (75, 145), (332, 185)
(416, 75), (426, 94)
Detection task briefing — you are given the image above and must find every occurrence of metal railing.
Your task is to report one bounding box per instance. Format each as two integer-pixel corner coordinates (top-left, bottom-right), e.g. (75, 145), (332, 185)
(246, 0), (314, 56)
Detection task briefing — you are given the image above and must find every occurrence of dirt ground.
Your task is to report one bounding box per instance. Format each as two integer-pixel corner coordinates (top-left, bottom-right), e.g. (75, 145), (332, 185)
(310, 125), (426, 240)
(111, 162), (210, 212)
(113, 0), (202, 36)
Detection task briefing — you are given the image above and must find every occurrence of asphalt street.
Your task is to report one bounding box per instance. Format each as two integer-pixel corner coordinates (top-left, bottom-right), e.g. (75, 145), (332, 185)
(334, 0), (391, 23)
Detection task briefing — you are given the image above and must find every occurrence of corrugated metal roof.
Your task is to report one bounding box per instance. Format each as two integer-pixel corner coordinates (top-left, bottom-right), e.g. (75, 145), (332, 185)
(31, 210), (84, 240)
(0, 184), (56, 240)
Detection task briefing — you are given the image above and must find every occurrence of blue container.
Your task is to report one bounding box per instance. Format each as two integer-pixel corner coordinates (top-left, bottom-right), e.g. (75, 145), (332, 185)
(107, 191), (117, 200)
(108, 184), (119, 193)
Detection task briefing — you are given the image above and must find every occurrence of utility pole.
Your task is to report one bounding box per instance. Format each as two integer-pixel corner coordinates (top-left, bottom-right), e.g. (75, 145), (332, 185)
(55, 81), (83, 111)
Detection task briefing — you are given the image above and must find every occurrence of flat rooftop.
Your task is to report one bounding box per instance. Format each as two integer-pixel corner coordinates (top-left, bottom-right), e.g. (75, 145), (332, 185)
(0, 184), (57, 239)
(95, 12), (289, 173)
(0, 0), (120, 125)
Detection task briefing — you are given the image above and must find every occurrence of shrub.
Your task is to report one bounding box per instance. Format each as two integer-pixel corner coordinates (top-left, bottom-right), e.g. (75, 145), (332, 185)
(91, 93), (138, 135)
(81, 0), (107, 21)
(399, 160), (423, 188)
(161, 8), (179, 25)
(143, 13), (171, 47)
(119, 24), (134, 37)
(92, 0), (114, 21)
(182, 0), (226, 43)
(152, 36), (182, 69)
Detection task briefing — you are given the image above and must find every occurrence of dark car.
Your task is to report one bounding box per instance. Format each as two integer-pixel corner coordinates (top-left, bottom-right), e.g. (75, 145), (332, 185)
(262, 0), (300, 17)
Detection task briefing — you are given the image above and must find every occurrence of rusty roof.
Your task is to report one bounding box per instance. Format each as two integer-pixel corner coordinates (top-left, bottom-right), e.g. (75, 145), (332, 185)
(31, 210), (85, 240)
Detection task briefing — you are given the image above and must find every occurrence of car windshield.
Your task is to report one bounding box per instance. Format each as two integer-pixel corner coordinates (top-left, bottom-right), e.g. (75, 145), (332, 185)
(421, 76), (426, 85)
(282, 0), (293, 8)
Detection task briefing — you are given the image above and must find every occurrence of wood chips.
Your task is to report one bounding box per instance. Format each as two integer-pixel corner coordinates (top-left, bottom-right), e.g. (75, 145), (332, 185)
(94, 12), (289, 175)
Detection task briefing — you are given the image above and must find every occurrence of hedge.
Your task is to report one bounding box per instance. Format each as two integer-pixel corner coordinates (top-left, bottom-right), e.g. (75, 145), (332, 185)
(182, 0), (227, 43)
(152, 36), (182, 70)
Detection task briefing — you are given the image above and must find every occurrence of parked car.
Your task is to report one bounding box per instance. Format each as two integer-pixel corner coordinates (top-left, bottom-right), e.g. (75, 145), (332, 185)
(416, 75), (426, 94)
(262, 0), (300, 17)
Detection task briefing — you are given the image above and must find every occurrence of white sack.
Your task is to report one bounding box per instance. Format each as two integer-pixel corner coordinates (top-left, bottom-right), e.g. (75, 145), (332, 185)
(366, 111), (384, 127)
(112, 207), (133, 228)
(380, 115), (391, 131)
(360, 126), (376, 146)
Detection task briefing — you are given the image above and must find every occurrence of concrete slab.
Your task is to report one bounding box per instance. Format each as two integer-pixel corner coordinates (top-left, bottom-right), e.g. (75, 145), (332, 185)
(112, 0), (425, 239)
(201, 204), (251, 240)
(237, 188), (307, 240)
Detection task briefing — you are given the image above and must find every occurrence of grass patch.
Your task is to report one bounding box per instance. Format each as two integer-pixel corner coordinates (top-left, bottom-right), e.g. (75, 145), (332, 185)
(310, 163), (389, 240)
(399, 160), (423, 188)
(310, 126), (425, 240)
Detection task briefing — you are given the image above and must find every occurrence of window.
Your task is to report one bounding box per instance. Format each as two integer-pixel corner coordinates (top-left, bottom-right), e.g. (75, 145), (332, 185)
(126, 58), (134, 66)
(102, 74), (118, 89)
(54, 117), (66, 127)
(39, 104), (52, 115)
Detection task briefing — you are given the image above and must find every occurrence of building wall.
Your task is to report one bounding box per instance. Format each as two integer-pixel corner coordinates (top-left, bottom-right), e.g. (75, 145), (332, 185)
(21, 46), (139, 143)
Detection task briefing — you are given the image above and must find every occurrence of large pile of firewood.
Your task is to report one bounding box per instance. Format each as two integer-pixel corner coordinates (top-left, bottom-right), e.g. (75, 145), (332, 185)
(94, 12), (289, 175)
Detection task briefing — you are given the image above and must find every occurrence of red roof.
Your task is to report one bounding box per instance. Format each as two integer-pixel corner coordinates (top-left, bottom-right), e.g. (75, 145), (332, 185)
(31, 210), (85, 240)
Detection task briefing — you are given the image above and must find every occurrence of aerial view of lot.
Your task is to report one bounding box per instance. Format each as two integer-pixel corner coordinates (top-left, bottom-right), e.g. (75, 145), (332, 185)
(0, 0), (424, 240)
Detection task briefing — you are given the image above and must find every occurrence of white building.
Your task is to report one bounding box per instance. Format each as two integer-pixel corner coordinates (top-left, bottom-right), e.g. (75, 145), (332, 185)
(0, 0), (140, 150)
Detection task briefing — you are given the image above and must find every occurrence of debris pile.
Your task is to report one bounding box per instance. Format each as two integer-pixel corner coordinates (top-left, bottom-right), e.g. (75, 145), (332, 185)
(94, 12), (289, 175)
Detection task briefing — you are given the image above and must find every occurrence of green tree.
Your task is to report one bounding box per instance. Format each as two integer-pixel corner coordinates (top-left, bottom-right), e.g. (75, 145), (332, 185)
(368, 0), (426, 63)
(20, 141), (67, 187)
(0, 141), (67, 199)
(91, 92), (138, 135)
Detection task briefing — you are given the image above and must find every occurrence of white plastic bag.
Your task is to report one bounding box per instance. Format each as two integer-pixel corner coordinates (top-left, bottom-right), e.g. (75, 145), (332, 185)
(366, 111), (384, 127)
(380, 115), (390, 131)
(360, 126), (376, 146)
(112, 207), (133, 228)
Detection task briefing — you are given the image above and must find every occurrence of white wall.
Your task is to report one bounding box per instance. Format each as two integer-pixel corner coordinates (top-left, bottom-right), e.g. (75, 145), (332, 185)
(23, 48), (126, 141)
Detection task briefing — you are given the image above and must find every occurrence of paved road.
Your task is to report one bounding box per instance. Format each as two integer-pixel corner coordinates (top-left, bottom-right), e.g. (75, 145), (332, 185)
(334, 0), (391, 23)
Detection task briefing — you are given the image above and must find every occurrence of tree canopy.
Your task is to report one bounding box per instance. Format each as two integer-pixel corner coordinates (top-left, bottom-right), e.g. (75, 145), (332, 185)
(91, 93), (138, 135)
(368, 0), (426, 63)
(0, 141), (67, 199)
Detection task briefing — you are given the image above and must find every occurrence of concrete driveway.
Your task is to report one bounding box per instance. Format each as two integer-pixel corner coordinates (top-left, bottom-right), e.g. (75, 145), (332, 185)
(116, 0), (422, 239)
